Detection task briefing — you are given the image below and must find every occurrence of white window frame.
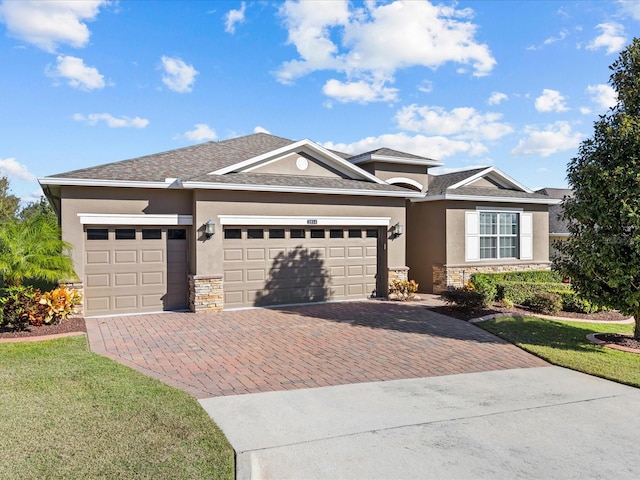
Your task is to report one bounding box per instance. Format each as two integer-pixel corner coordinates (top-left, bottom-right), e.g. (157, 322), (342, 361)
(465, 208), (532, 261)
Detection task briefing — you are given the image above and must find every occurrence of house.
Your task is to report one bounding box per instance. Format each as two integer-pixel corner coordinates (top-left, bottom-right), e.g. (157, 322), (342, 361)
(536, 188), (572, 258)
(39, 133), (559, 316)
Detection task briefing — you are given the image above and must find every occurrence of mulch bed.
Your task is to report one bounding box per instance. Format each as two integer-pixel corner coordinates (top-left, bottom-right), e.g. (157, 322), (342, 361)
(594, 333), (640, 351)
(0, 317), (86, 340)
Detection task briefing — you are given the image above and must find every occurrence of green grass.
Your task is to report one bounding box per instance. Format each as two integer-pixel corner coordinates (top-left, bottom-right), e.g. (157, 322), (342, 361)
(477, 316), (640, 388)
(0, 335), (234, 479)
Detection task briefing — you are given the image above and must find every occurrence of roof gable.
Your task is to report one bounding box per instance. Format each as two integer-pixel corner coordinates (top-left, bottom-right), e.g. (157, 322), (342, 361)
(209, 138), (386, 184)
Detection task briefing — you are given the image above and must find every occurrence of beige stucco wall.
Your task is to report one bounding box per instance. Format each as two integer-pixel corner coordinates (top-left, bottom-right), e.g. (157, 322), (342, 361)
(251, 152), (342, 178)
(193, 190), (406, 291)
(445, 201), (549, 265)
(406, 200), (446, 293)
(360, 162), (429, 192)
(408, 200), (550, 293)
(60, 186), (193, 279)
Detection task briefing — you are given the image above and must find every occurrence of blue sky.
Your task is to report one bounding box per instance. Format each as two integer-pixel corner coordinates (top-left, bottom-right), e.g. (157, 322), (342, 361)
(0, 0), (637, 203)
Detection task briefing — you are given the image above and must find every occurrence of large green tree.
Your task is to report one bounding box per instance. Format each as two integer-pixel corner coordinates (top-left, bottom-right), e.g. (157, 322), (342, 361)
(0, 176), (20, 222)
(556, 38), (640, 338)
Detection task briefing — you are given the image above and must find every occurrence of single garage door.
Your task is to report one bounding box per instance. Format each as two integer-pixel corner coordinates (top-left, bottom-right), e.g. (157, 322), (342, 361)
(84, 227), (189, 316)
(223, 226), (380, 308)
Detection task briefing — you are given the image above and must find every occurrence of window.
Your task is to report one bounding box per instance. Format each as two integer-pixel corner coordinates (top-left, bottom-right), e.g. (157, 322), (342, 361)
(168, 229), (187, 240)
(115, 229), (136, 240)
(290, 228), (305, 239)
(366, 229), (378, 238)
(269, 229), (285, 239)
(142, 229), (162, 240)
(310, 229), (325, 239)
(330, 229), (344, 238)
(224, 228), (241, 239)
(348, 229), (362, 238)
(478, 212), (518, 259)
(87, 229), (108, 240)
(247, 228), (264, 239)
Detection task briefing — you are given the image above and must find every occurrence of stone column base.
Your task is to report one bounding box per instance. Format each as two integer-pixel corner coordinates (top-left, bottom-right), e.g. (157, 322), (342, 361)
(189, 274), (223, 312)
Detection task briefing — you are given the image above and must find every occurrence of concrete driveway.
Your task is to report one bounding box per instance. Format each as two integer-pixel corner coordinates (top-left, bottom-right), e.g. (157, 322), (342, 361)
(85, 301), (640, 479)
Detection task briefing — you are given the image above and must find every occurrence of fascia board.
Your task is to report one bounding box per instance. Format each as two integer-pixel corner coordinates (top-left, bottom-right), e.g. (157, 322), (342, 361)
(78, 213), (193, 225)
(350, 154), (444, 167)
(183, 181), (424, 198)
(38, 177), (172, 189)
(412, 193), (562, 205)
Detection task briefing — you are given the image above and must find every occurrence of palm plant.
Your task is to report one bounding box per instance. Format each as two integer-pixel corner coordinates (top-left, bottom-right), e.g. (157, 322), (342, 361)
(0, 213), (76, 287)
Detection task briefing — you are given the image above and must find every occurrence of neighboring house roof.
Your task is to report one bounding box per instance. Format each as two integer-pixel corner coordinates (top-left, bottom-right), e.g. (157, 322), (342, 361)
(537, 188), (573, 235)
(417, 167), (560, 205)
(40, 133), (422, 198)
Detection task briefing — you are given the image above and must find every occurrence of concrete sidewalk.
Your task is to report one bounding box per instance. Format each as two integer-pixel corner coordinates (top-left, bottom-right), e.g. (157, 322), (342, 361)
(200, 366), (640, 479)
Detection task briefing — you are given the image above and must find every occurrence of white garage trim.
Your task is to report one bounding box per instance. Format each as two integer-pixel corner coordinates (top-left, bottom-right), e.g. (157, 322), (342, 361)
(78, 213), (193, 225)
(217, 215), (391, 226)
(385, 177), (424, 191)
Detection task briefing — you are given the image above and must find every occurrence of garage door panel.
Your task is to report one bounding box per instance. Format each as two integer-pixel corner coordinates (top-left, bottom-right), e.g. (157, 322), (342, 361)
(366, 264), (377, 276)
(224, 249), (243, 261)
(114, 296), (137, 309)
(114, 250), (137, 263)
(86, 251), (110, 264)
(142, 271), (163, 286)
(246, 248), (266, 260)
(329, 247), (345, 258)
(269, 248), (287, 259)
(246, 269), (266, 281)
(347, 265), (364, 277)
(224, 270), (243, 283)
(366, 246), (377, 257)
(114, 272), (137, 286)
(348, 283), (364, 295)
(142, 250), (163, 263)
(330, 266), (345, 277)
(347, 247), (364, 258)
(331, 285), (346, 297)
(224, 290), (244, 306)
(86, 296), (110, 312)
(86, 273), (110, 287)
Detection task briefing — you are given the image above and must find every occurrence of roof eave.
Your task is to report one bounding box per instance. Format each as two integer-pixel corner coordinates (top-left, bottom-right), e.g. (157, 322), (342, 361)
(412, 193), (562, 205)
(350, 153), (444, 167)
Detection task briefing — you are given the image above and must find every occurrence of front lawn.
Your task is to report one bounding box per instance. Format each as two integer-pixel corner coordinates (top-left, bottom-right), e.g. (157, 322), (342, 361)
(0, 335), (234, 479)
(476, 316), (640, 388)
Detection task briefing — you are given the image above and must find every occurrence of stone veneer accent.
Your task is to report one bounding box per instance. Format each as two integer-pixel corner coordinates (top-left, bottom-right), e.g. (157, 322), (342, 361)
(189, 274), (223, 312)
(432, 262), (552, 293)
(388, 266), (409, 284)
(58, 280), (84, 317)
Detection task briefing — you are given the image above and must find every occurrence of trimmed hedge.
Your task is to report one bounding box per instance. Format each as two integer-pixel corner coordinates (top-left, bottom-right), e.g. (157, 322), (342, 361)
(470, 271), (565, 305)
(497, 281), (572, 305)
(440, 289), (484, 313)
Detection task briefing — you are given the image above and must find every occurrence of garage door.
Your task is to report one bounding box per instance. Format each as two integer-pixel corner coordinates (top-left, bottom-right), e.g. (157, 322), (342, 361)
(84, 227), (189, 316)
(223, 226), (379, 308)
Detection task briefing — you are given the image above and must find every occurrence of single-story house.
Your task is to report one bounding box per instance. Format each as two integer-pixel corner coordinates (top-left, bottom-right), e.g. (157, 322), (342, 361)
(39, 133), (559, 316)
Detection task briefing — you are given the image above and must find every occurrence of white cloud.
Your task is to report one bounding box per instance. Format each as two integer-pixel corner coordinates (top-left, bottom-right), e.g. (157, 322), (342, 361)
(324, 132), (487, 160)
(544, 29), (568, 46)
(580, 106), (592, 115)
(225, 2), (246, 34)
(395, 104), (513, 141)
(46, 55), (105, 91)
(511, 121), (583, 157)
(254, 126), (271, 134)
(184, 123), (217, 142)
(417, 80), (433, 93)
(0, 0), (108, 52)
(73, 113), (149, 128)
(586, 22), (626, 55)
(586, 84), (617, 110)
(276, 0), (495, 104)
(323, 78), (398, 103)
(0, 157), (36, 182)
(488, 91), (508, 105)
(535, 89), (568, 112)
(161, 56), (198, 93)
(619, 0), (640, 21)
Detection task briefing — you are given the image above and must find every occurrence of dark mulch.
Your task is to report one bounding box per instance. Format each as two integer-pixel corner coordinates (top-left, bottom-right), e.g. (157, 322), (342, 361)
(432, 302), (628, 323)
(0, 317), (86, 340)
(595, 333), (640, 351)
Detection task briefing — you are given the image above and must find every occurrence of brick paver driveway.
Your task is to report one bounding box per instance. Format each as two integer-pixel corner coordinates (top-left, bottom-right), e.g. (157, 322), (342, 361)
(85, 301), (547, 398)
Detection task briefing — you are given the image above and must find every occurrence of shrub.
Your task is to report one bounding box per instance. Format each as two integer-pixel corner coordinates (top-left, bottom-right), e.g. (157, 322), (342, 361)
(389, 279), (419, 301)
(441, 288), (484, 313)
(498, 281), (572, 305)
(40, 286), (82, 324)
(558, 291), (602, 314)
(0, 286), (48, 330)
(529, 292), (562, 315)
(469, 274), (497, 306)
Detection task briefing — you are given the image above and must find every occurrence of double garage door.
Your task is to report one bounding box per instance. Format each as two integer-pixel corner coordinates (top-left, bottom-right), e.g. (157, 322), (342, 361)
(83, 227), (189, 316)
(223, 226), (380, 308)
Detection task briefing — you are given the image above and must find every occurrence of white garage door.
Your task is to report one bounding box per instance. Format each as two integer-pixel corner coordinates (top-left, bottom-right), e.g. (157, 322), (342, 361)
(83, 227), (189, 316)
(223, 226), (380, 308)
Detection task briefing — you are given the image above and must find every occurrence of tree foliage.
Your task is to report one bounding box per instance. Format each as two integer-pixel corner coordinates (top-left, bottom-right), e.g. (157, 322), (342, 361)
(555, 38), (640, 338)
(0, 176), (20, 222)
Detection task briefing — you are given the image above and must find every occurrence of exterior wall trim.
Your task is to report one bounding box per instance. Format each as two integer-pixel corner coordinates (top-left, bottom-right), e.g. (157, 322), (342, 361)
(411, 194), (561, 205)
(77, 213), (193, 225)
(218, 215), (391, 226)
(385, 177), (424, 190)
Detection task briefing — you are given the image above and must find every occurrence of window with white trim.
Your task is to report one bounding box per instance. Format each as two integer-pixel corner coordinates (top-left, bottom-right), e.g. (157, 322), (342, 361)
(479, 212), (518, 259)
(465, 210), (533, 261)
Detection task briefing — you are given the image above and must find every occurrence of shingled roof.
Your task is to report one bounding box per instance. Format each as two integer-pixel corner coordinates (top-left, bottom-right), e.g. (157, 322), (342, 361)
(537, 188), (573, 234)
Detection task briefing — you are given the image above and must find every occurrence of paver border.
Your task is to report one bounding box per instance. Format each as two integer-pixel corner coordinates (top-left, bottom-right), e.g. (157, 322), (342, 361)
(586, 333), (640, 354)
(469, 312), (633, 324)
(0, 332), (86, 344)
